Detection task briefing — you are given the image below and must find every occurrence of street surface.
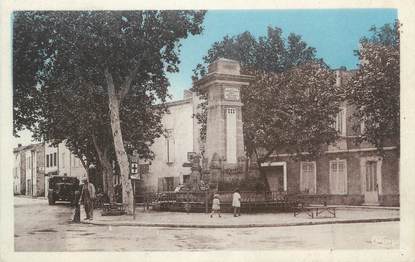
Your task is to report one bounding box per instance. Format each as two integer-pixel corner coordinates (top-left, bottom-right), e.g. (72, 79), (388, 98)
(14, 197), (399, 251)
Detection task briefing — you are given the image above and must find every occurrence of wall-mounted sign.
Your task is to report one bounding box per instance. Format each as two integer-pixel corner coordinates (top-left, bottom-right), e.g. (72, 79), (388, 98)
(130, 174), (141, 180)
(130, 162), (138, 174)
(224, 87), (240, 101)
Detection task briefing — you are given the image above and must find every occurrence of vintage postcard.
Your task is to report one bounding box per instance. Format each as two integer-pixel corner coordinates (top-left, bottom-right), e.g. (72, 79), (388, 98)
(1, 0), (414, 262)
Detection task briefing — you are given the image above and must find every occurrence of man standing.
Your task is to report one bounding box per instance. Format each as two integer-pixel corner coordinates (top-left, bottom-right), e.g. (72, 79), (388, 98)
(79, 177), (96, 220)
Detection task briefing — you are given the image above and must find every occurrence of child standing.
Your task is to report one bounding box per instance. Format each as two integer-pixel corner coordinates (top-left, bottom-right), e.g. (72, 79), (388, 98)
(210, 194), (221, 218)
(232, 188), (241, 217)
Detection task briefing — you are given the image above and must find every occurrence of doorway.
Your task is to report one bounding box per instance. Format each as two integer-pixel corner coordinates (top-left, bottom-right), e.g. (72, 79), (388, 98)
(361, 158), (382, 205)
(261, 162), (287, 192)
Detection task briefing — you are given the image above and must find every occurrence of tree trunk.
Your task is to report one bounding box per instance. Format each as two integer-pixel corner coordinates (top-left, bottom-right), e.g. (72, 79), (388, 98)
(253, 148), (270, 191)
(92, 134), (115, 202)
(100, 153), (114, 201)
(105, 69), (134, 214)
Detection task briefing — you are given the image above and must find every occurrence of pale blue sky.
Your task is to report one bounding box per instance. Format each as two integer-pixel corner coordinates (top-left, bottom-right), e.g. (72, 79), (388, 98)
(167, 9), (397, 99)
(14, 9), (397, 146)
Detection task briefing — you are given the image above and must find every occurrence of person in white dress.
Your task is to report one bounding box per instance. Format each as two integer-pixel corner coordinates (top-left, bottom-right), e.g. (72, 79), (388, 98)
(232, 189), (241, 217)
(210, 194), (221, 218)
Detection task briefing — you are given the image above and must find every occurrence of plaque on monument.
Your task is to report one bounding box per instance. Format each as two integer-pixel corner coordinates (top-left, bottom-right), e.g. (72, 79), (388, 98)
(224, 87), (240, 101)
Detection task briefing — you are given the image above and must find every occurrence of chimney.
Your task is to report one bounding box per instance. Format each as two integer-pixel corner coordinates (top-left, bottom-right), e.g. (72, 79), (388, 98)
(18, 143), (22, 148)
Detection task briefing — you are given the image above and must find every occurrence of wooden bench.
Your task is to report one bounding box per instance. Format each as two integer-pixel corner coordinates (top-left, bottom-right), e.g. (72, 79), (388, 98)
(102, 203), (126, 216)
(293, 204), (336, 218)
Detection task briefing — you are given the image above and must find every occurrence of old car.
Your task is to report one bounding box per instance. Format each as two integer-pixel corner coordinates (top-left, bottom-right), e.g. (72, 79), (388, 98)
(48, 176), (80, 205)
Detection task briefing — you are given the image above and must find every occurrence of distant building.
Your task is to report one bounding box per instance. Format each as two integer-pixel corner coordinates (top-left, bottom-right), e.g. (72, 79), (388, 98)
(21, 143), (45, 197)
(14, 141), (85, 197)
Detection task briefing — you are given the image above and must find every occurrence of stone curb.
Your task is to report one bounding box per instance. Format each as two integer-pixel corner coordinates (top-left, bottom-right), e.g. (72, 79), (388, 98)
(80, 217), (399, 228)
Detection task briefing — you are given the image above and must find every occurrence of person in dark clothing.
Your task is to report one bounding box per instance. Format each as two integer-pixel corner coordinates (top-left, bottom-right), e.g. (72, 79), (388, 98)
(79, 177), (96, 220)
(73, 189), (81, 223)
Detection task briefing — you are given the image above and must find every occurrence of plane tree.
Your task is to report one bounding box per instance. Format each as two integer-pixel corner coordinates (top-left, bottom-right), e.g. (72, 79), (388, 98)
(13, 11), (206, 213)
(346, 21), (400, 152)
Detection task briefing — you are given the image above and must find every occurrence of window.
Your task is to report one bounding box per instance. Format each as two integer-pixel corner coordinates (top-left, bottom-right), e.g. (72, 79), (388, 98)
(329, 159), (347, 194)
(54, 153), (57, 166)
(166, 129), (175, 163)
(334, 108), (346, 136)
(183, 175), (190, 184)
(46, 154), (49, 167)
(300, 162), (316, 194)
(165, 177), (174, 191)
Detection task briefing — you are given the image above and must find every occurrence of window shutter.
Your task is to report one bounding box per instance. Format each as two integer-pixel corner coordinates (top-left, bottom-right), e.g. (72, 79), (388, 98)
(163, 178), (167, 191)
(330, 162), (337, 194)
(338, 162), (344, 193)
(158, 177), (163, 192)
(173, 176), (180, 188)
(330, 160), (347, 194)
(339, 161), (347, 194)
(300, 162), (316, 194)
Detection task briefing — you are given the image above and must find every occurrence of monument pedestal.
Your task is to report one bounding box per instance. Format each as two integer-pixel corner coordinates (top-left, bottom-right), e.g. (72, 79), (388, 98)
(194, 58), (253, 182)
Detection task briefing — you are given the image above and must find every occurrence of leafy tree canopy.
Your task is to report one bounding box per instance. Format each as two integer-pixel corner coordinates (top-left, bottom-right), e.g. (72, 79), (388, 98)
(14, 10), (205, 159)
(13, 11), (206, 203)
(244, 62), (340, 162)
(346, 20), (400, 151)
(192, 27), (317, 80)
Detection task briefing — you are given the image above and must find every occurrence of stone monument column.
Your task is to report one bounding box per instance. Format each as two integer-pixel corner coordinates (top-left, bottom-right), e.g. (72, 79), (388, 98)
(194, 58), (253, 170)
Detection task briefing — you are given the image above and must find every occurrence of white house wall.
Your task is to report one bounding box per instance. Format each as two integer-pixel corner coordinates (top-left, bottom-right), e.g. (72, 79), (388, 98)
(145, 99), (197, 191)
